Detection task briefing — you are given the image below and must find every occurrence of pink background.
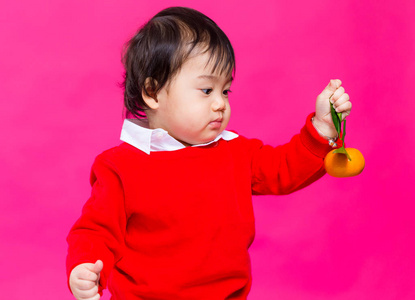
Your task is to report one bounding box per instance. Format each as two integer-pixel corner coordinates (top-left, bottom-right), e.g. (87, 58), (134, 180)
(1, 0), (414, 299)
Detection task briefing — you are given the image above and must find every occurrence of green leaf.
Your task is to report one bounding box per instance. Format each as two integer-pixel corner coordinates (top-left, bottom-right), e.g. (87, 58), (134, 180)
(330, 101), (341, 134)
(333, 146), (352, 161)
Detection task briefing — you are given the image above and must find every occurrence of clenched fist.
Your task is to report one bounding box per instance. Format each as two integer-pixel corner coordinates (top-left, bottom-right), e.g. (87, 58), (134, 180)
(69, 260), (103, 300)
(313, 79), (352, 139)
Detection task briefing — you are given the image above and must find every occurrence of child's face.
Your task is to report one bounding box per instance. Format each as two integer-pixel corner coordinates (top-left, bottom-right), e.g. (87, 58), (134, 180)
(148, 51), (232, 146)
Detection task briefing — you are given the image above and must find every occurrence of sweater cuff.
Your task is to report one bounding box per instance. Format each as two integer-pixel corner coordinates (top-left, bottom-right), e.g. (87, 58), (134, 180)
(300, 113), (338, 158)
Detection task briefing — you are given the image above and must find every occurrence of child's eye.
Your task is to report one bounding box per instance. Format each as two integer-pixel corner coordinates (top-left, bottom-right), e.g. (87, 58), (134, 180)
(201, 89), (213, 95)
(223, 89), (232, 96)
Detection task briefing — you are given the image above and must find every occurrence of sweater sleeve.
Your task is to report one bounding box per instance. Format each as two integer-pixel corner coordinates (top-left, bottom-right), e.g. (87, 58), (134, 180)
(66, 154), (127, 294)
(250, 113), (335, 195)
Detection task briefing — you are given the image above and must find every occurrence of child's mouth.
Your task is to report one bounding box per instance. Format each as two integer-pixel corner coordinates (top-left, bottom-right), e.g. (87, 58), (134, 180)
(209, 119), (222, 129)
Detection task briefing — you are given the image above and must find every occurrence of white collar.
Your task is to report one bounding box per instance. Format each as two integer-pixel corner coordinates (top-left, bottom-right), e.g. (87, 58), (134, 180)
(120, 119), (238, 154)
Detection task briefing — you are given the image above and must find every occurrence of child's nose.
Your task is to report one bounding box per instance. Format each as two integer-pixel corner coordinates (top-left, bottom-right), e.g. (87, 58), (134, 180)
(212, 95), (226, 111)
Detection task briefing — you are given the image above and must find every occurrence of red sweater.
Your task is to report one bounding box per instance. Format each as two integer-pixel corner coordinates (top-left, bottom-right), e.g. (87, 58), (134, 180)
(66, 114), (334, 299)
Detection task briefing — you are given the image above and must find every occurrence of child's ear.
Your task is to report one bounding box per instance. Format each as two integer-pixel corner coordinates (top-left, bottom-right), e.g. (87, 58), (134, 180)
(142, 77), (159, 109)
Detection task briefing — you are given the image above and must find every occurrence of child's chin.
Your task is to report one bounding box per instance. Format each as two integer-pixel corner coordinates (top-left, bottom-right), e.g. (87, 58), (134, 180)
(181, 132), (222, 146)
(186, 138), (215, 147)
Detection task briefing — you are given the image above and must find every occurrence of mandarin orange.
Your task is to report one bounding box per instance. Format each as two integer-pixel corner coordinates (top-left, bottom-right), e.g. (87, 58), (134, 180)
(324, 148), (365, 177)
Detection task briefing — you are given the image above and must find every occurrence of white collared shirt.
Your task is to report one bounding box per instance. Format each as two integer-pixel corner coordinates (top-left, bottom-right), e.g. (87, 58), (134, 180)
(120, 119), (239, 154)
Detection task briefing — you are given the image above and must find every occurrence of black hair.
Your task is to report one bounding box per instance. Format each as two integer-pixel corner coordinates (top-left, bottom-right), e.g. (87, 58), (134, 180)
(122, 6), (236, 118)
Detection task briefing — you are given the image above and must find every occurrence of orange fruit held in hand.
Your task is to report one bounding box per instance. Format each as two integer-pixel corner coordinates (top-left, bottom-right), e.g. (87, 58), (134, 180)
(324, 148), (365, 177)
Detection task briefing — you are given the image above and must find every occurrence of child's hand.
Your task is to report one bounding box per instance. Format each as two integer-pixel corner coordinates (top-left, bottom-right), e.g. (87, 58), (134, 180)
(313, 79), (352, 139)
(69, 260), (103, 300)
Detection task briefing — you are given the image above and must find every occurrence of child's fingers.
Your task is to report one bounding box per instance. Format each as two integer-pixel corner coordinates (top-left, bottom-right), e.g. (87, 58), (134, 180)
(74, 283), (99, 296)
(76, 278), (98, 290)
(318, 79), (342, 101)
(336, 101), (352, 120)
(336, 101), (352, 114)
(77, 267), (99, 282)
(85, 260), (104, 275)
(72, 284), (100, 300)
(90, 294), (101, 300)
(341, 110), (351, 120)
(92, 260), (104, 274)
(333, 93), (350, 112)
(331, 86), (345, 103)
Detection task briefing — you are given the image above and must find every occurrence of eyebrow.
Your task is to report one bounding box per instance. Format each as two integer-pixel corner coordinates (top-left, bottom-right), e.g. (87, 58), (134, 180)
(197, 74), (233, 83)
